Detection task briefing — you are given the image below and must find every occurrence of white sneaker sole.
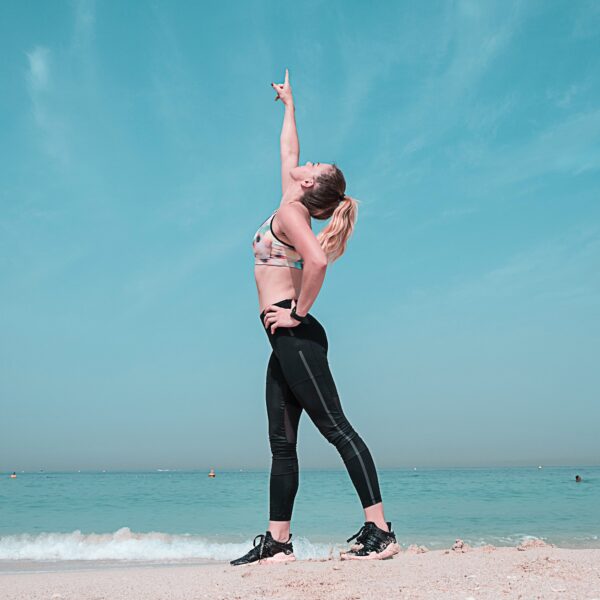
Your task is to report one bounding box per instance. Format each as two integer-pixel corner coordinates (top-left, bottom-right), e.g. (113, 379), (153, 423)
(254, 551), (297, 564)
(340, 542), (401, 560)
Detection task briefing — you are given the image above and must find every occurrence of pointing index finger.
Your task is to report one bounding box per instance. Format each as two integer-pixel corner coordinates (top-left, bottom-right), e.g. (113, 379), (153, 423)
(284, 68), (289, 85)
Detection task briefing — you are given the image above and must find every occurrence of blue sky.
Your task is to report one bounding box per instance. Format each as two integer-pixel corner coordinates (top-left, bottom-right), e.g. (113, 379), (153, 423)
(1, 0), (599, 471)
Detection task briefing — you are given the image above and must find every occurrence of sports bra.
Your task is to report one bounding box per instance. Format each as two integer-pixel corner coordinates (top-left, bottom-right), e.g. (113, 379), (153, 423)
(252, 210), (304, 270)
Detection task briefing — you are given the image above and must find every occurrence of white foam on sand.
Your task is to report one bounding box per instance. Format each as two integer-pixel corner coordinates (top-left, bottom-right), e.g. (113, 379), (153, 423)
(0, 527), (342, 562)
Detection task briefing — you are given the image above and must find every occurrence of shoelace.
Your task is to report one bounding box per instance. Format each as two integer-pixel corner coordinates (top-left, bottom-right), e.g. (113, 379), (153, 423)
(360, 530), (388, 553)
(358, 526), (395, 554)
(346, 523), (373, 544)
(252, 533), (267, 560)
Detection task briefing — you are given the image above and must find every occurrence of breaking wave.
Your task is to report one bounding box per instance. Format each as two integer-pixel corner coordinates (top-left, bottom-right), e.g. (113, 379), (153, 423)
(0, 527), (342, 561)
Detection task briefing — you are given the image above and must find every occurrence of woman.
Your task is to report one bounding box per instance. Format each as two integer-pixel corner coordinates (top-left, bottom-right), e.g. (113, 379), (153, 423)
(230, 70), (400, 566)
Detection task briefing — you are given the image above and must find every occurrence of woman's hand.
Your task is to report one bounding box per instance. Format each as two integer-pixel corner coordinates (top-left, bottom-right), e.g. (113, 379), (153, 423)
(271, 69), (294, 106)
(263, 299), (301, 334)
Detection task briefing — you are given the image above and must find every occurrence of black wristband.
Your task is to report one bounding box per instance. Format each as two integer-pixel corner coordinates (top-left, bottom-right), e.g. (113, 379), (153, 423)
(290, 306), (309, 323)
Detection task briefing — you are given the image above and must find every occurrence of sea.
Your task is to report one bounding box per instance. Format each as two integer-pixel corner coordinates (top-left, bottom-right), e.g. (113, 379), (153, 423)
(0, 467), (598, 565)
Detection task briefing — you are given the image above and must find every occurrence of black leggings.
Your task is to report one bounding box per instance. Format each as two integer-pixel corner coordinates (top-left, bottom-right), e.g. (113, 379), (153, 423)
(260, 298), (382, 521)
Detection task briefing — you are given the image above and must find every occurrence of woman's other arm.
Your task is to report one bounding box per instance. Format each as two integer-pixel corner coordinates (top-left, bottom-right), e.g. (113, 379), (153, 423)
(277, 204), (327, 317)
(272, 69), (299, 195)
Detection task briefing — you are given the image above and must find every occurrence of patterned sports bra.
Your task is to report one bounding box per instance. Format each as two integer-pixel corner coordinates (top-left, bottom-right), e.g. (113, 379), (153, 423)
(252, 210), (304, 270)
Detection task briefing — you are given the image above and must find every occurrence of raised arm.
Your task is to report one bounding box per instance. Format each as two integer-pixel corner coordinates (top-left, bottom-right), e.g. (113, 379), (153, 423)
(272, 69), (299, 195)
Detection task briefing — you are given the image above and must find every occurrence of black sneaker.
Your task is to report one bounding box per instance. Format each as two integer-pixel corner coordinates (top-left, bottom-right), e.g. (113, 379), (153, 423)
(230, 531), (296, 566)
(345, 521), (392, 552)
(340, 521), (400, 560)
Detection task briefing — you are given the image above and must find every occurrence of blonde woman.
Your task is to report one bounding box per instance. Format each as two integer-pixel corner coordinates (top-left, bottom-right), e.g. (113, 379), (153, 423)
(230, 70), (399, 565)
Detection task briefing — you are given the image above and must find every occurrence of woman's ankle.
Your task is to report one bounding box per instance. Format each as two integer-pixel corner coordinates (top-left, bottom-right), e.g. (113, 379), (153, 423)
(363, 502), (389, 533)
(269, 530), (291, 543)
(370, 520), (389, 533)
(268, 521), (291, 543)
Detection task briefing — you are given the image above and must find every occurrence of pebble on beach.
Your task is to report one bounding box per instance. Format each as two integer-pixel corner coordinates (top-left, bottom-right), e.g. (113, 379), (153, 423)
(451, 539), (471, 553)
(517, 538), (553, 551)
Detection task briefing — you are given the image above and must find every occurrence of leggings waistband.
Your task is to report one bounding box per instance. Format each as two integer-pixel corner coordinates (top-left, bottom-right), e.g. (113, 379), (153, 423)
(259, 298), (295, 322)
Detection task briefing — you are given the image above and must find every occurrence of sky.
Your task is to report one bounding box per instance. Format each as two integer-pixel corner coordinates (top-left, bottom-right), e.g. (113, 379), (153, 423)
(1, 0), (599, 471)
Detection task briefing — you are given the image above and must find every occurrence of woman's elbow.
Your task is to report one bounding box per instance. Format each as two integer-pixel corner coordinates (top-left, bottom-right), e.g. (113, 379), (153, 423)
(305, 255), (328, 271)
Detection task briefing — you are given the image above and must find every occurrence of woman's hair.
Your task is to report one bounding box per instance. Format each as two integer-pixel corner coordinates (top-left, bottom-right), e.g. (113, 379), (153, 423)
(300, 163), (359, 264)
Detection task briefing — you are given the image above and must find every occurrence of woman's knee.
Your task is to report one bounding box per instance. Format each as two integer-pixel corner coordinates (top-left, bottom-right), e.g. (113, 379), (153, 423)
(269, 437), (298, 477)
(319, 418), (361, 450)
(269, 435), (298, 460)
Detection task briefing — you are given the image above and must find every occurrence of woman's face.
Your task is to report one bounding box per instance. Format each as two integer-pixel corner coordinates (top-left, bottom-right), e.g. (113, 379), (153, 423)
(290, 161), (332, 184)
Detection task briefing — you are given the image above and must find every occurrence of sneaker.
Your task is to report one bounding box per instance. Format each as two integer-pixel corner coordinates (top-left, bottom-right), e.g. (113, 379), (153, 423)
(340, 521), (400, 560)
(345, 521), (392, 551)
(230, 531), (296, 566)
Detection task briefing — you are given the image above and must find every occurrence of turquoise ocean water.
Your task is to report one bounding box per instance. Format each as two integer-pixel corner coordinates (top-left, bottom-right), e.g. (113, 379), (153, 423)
(0, 467), (597, 562)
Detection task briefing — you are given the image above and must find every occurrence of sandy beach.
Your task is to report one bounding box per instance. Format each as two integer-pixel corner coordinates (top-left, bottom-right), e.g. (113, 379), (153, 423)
(2, 543), (599, 600)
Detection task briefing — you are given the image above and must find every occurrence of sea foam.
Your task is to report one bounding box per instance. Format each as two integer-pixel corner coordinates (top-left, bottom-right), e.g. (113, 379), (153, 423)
(0, 527), (342, 561)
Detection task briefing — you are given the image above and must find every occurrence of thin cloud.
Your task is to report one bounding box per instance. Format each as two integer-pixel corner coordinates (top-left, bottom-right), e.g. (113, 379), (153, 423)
(25, 45), (71, 166)
(345, 2), (528, 197)
(398, 2), (526, 143)
(23, 2), (100, 172)
(395, 225), (600, 319)
(571, 0), (600, 39)
(474, 108), (600, 186)
(26, 46), (50, 91)
(148, 4), (205, 147)
(444, 225), (600, 307)
(122, 222), (247, 311)
(546, 80), (592, 110)
(72, 0), (95, 49)
(465, 93), (520, 138)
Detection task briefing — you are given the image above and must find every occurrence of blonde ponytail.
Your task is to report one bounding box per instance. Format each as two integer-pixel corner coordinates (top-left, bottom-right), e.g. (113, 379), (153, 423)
(316, 196), (359, 264)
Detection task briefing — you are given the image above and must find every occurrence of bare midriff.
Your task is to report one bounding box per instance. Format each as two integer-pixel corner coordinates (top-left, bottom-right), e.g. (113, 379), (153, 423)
(255, 264), (303, 315)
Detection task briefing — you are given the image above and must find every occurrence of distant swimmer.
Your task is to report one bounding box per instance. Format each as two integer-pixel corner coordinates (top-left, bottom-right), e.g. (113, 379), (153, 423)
(575, 475), (582, 483)
(10, 472), (16, 479)
(208, 468), (216, 478)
